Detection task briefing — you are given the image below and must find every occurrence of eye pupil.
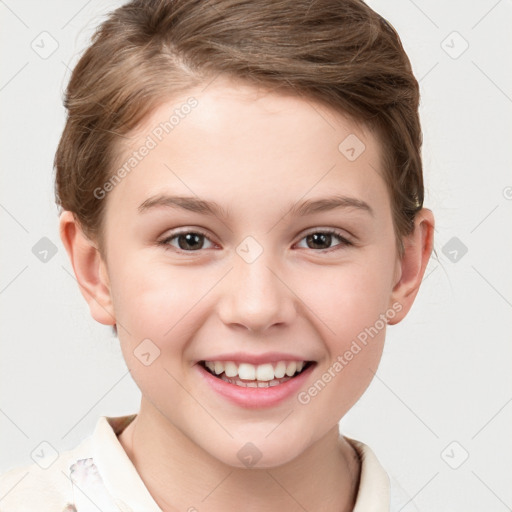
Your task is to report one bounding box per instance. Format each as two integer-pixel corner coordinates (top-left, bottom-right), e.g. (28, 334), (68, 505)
(178, 233), (203, 250)
(307, 233), (332, 250)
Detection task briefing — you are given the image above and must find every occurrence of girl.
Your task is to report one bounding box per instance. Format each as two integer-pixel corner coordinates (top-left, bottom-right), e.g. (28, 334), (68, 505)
(0, 0), (434, 510)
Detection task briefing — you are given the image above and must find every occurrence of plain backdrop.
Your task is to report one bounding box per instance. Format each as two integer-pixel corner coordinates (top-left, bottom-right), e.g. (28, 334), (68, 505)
(1, 1), (511, 510)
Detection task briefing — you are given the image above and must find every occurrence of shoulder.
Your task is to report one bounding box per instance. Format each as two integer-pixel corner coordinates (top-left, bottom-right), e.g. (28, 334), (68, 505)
(0, 431), (94, 512)
(344, 436), (420, 512)
(0, 415), (140, 512)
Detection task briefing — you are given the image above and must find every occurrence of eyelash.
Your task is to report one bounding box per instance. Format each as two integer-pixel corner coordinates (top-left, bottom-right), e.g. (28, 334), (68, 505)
(157, 228), (354, 254)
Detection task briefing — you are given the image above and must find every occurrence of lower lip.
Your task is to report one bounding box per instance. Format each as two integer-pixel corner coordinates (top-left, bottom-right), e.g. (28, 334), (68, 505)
(196, 363), (316, 409)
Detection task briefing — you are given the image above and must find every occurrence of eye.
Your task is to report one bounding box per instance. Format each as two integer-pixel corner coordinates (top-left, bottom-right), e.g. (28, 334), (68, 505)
(295, 229), (353, 252)
(158, 229), (216, 252)
(157, 228), (353, 254)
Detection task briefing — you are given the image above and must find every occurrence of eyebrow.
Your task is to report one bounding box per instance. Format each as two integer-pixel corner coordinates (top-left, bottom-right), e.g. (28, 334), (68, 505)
(138, 194), (374, 218)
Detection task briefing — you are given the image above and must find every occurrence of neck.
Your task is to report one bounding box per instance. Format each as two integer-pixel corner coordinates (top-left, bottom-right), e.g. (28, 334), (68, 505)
(119, 400), (361, 512)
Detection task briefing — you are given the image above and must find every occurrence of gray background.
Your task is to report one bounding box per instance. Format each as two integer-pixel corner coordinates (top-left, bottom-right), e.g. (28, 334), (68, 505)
(1, 1), (511, 510)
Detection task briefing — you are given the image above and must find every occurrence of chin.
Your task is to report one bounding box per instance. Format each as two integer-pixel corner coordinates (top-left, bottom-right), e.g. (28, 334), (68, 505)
(206, 434), (310, 470)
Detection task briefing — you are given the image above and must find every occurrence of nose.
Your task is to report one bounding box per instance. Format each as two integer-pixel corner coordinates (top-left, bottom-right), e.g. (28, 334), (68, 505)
(217, 250), (297, 333)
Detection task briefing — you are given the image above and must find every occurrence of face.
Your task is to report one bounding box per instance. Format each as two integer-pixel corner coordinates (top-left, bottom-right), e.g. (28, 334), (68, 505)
(98, 77), (402, 467)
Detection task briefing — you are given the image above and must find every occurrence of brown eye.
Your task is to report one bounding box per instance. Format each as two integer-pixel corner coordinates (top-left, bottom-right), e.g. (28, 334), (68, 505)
(157, 228), (352, 254)
(159, 230), (215, 252)
(296, 229), (353, 251)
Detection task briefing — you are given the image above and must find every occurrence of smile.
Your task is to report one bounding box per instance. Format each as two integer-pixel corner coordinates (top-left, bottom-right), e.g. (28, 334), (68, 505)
(200, 360), (314, 388)
(195, 360), (316, 409)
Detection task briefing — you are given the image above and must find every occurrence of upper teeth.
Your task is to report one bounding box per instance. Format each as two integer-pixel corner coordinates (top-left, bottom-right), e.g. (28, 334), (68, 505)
(204, 361), (306, 381)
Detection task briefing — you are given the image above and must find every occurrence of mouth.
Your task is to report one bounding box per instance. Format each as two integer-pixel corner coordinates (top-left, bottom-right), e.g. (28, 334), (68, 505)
(199, 359), (316, 388)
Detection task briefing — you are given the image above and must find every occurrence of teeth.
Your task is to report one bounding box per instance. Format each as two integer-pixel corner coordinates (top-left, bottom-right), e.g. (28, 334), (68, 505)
(224, 361), (238, 378)
(214, 361), (224, 375)
(238, 363), (256, 380)
(274, 361), (286, 378)
(203, 360), (309, 382)
(220, 374), (293, 388)
(285, 362), (297, 377)
(256, 363), (274, 381)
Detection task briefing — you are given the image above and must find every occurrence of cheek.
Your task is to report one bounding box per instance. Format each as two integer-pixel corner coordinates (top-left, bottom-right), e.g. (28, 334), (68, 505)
(111, 261), (198, 399)
(110, 256), (202, 336)
(292, 264), (387, 428)
(296, 257), (393, 346)
(296, 332), (384, 428)
(316, 255), (392, 412)
(110, 258), (220, 380)
(292, 254), (391, 413)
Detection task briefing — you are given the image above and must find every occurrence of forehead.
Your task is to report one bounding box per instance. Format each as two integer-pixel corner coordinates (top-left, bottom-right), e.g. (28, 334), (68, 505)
(106, 77), (389, 224)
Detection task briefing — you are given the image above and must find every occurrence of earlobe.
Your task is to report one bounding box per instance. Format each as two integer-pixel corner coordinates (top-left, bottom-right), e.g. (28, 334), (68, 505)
(59, 211), (116, 326)
(387, 208), (435, 325)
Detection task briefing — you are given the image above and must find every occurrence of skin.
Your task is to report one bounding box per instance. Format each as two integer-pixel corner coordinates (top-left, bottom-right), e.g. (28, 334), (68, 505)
(60, 77), (434, 512)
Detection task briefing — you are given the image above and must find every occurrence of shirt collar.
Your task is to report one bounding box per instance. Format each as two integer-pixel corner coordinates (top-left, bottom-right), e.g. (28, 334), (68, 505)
(92, 414), (162, 511)
(345, 436), (390, 511)
(92, 415), (389, 512)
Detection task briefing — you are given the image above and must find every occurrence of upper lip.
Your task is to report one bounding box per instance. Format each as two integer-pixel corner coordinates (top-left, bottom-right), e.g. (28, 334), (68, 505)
(196, 352), (316, 365)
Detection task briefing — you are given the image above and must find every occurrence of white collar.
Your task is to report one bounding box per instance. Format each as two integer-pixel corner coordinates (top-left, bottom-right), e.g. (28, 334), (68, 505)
(345, 436), (390, 511)
(92, 415), (161, 511)
(92, 415), (390, 511)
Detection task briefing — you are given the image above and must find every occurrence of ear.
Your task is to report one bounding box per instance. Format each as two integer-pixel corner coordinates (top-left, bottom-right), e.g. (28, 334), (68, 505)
(387, 208), (435, 325)
(59, 210), (115, 326)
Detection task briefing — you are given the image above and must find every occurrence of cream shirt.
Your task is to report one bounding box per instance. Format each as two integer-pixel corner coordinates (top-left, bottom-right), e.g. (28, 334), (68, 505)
(0, 414), (415, 511)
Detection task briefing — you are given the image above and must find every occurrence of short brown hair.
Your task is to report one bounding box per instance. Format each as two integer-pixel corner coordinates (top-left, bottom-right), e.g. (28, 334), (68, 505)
(55, 0), (424, 259)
